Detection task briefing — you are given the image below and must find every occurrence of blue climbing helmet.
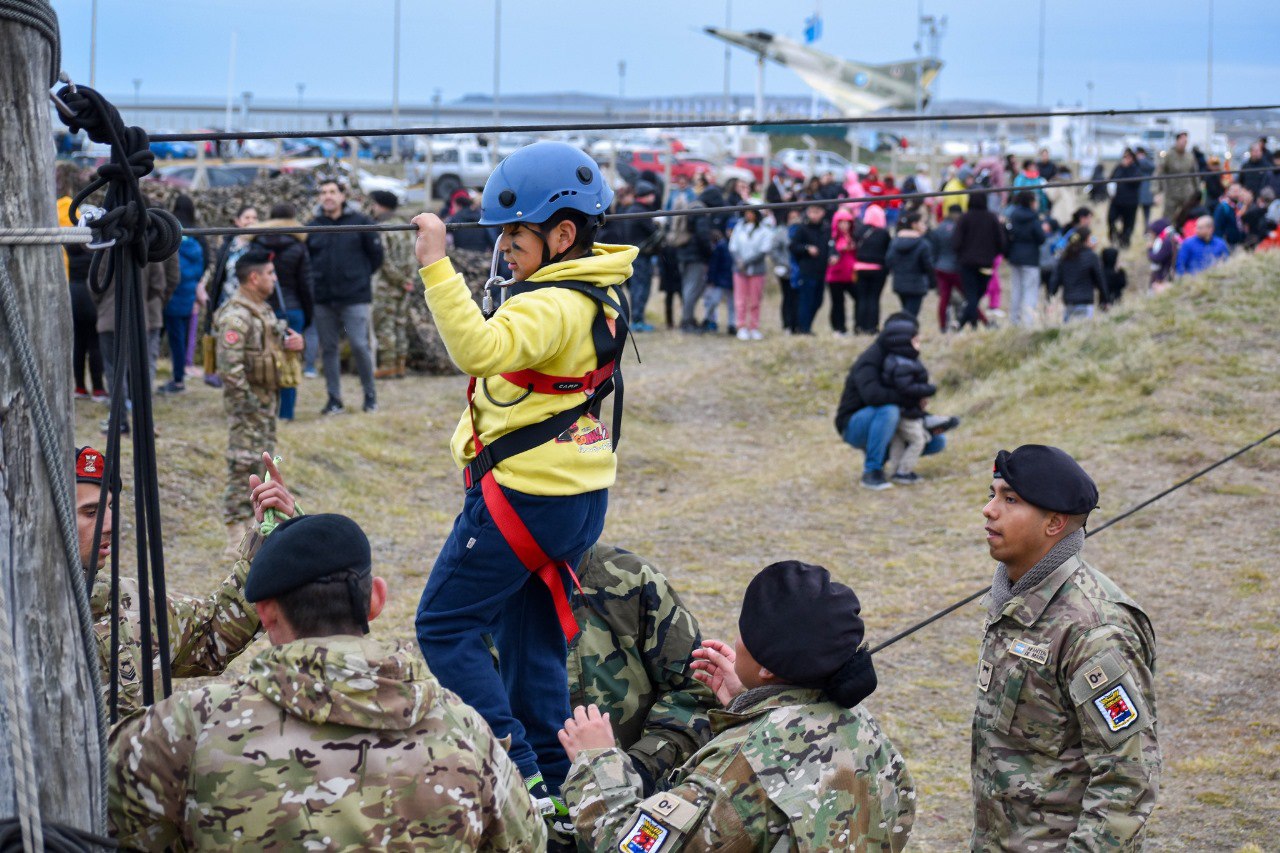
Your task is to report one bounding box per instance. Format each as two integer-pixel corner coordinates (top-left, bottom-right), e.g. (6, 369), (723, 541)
(479, 141), (614, 226)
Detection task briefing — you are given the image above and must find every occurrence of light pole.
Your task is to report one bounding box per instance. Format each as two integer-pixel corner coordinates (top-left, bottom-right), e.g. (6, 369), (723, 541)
(617, 60), (626, 101)
(296, 82), (305, 109)
(391, 0), (401, 160)
(132, 77), (141, 106)
(89, 0), (98, 87)
(722, 0), (731, 117)
(492, 0), (502, 158)
(1036, 0), (1046, 108)
(241, 90), (252, 128)
(1206, 0), (1214, 107)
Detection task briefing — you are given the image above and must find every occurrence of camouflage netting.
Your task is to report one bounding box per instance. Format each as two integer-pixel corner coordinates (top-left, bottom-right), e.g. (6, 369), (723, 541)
(140, 175), (482, 376)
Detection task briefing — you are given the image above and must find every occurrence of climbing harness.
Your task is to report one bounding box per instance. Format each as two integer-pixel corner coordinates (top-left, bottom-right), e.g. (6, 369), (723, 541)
(462, 275), (633, 642)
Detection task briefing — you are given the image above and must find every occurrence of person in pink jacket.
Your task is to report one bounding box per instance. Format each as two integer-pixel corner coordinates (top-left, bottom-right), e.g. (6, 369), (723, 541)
(826, 207), (858, 336)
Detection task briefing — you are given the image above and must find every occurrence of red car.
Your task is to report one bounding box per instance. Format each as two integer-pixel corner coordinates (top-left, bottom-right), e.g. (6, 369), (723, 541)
(622, 150), (713, 182)
(732, 155), (804, 184)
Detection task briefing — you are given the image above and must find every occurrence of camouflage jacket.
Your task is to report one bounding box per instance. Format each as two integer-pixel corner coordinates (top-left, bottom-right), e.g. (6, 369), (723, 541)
(214, 290), (287, 406)
(971, 555), (1160, 851)
(109, 636), (546, 852)
(90, 556), (261, 718)
(564, 687), (915, 852)
(570, 544), (717, 792)
(373, 212), (417, 293)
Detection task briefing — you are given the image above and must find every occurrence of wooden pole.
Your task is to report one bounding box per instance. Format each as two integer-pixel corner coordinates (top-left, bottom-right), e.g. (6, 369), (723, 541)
(0, 16), (105, 833)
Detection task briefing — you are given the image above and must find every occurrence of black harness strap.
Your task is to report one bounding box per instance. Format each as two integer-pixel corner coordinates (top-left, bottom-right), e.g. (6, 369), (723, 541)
(464, 280), (631, 488)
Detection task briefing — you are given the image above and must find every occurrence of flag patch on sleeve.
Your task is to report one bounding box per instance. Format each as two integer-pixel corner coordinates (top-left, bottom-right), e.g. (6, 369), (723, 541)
(1093, 684), (1138, 732)
(619, 810), (670, 853)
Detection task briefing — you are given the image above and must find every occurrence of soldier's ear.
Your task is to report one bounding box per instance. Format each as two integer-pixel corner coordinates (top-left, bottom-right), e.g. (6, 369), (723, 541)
(367, 576), (388, 623)
(758, 666), (779, 684)
(1044, 512), (1070, 538)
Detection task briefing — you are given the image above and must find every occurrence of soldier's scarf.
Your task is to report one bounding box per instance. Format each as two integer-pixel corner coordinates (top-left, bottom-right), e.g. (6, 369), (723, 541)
(988, 528), (1086, 616)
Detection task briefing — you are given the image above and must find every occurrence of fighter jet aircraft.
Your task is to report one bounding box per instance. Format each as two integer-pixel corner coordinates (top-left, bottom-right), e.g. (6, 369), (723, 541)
(705, 27), (941, 116)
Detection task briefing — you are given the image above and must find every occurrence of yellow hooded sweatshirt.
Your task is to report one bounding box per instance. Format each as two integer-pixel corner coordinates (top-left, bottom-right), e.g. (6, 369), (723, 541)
(419, 243), (637, 496)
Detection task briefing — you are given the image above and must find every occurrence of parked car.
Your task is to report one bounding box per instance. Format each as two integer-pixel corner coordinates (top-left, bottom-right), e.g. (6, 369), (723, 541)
(732, 155), (805, 185)
(280, 158), (408, 204)
(775, 148), (854, 180)
(153, 163), (281, 188)
(406, 140), (495, 199)
(148, 133), (198, 160)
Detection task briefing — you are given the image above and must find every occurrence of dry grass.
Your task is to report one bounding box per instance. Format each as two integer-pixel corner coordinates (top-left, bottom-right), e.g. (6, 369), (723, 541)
(80, 250), (1280, 849)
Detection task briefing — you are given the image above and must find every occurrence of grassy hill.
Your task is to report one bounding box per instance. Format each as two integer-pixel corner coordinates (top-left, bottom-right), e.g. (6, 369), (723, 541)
(78, 250), (1279, 849)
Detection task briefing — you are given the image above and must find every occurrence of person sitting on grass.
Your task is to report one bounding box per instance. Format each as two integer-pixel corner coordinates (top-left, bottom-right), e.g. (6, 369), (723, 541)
(1175, 215), (1231, 278)
(558, 560), (915, 852)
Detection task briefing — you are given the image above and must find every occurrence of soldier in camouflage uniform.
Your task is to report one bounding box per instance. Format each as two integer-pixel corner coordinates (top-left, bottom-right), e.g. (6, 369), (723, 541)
(213, 247), (303, 549)
(369, 190), (416, 379)
(109, 512), (545, 851)
(570, 543), (717, 796)
(75, 446), (295, 716)
(560, 560), (914, 852)
(973, 445), (1159, 850)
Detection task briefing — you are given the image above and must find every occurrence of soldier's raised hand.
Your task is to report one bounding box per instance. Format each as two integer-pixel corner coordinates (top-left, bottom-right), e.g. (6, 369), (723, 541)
(411, 212), (448, 269)
(283, 330), (304, 352)
(691, 639), (745, 708)
(557, 704), (615, 762)
(249, 452), (296, 522)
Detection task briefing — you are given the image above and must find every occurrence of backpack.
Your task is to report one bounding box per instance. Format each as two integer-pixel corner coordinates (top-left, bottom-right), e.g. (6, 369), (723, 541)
(665, 198), (704, 248)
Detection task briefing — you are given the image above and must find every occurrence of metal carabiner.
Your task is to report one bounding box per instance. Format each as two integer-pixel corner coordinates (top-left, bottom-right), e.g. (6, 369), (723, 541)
(50, 72), (79, 121)
(78, 205), (117, 250)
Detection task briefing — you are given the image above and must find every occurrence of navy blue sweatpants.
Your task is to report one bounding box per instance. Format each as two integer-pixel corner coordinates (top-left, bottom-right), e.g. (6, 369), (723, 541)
(416, 483), (607, 792)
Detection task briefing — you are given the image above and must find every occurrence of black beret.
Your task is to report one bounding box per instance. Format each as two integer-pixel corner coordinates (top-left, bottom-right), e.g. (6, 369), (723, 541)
(993, 444), (1099, 515)
(738, 561), (866, 686)
(245, 514), (371, 603)
(369, 190), (400, 210)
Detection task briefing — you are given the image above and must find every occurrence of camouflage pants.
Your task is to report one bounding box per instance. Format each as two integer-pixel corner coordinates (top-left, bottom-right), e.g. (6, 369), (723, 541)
(224, 392), (276, 525)
(374, 289), (412, 367)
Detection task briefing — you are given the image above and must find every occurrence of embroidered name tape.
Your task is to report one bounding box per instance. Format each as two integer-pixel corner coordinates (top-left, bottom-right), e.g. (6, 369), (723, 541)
(1093, 684), (1139, 732)
(619, 810), (670, 853)
(1008, 639), (1050, 665)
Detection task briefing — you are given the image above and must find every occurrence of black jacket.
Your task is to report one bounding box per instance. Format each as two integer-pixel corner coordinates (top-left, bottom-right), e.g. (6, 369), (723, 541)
(446, 206), (494, 252)
(885, 234), (935, 296)
(1110, 161), (1142, 207)
(953, 209), (1006, 267)
(789, 219), (831, 281)
(833, 316), (919, 433)
(1049, 248), (1107, 306)
(853, 223), (890, 266)
(1005, 205), (1045, 267)
(880, 352), (935, 419)
(674, 200), (713, 263)
(254, 224), (315, 329)
(306, 206), (385, 305)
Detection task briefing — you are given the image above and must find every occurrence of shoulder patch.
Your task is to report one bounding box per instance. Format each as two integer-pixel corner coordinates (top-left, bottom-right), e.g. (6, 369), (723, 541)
(640, 792), (701, 830)
(223, 329), (241, 345)
(1093, 684), (1139, 732)
(619, 810), (670, 853)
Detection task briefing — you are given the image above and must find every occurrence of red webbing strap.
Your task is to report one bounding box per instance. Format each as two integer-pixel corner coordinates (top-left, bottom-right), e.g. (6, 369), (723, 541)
(499, 362), (616, 396)
(479, 473), (583, 641)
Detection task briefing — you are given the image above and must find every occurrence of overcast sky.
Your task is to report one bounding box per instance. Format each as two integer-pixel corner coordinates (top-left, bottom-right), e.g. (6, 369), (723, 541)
(50, 0), (1279, 111)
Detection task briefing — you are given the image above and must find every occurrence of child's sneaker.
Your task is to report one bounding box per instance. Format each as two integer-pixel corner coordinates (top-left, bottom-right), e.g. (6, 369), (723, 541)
(92, 389), (109, 403)
(923, 414), (961, 436)
(892, 471), (923, 485)
(74, 387), (91, 400)
(736, 327), (750, 341)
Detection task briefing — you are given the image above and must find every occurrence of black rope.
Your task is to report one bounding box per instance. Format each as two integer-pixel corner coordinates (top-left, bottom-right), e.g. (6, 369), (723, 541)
(868, 426), (1280, 655)
(148, 102), (1280, 143)
(55, 85), (180, 713)
(0, 0), (60, 86)
(182, 165), (1275, 240)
